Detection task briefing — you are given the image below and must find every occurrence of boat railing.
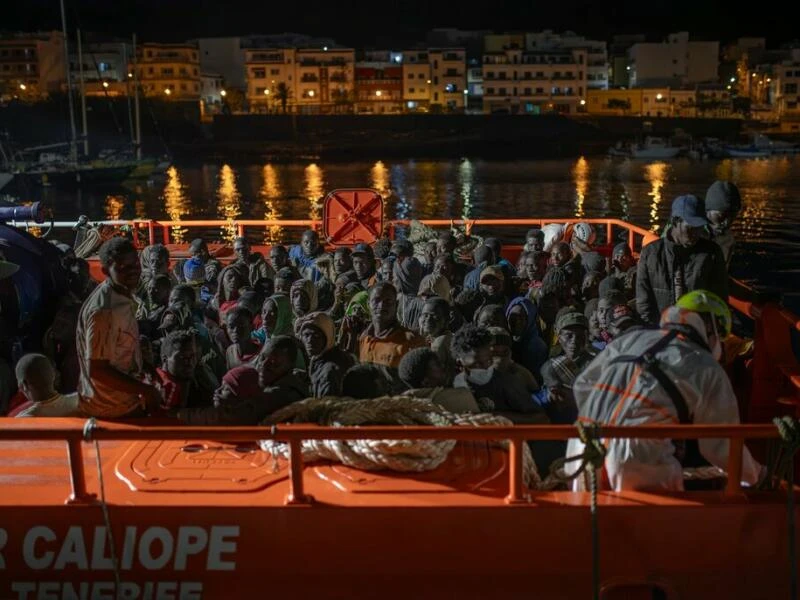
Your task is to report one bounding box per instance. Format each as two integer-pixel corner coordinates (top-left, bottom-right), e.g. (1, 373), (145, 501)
(0, 420), (784, 506)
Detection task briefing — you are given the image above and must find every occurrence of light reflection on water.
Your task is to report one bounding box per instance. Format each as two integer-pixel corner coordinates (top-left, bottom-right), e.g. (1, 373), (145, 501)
(44, 156), (800, 294)
(162, 166), (188, 243)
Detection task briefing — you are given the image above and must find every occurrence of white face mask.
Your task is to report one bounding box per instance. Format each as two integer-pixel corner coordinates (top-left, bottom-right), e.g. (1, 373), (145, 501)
(467, 367), (494, 386)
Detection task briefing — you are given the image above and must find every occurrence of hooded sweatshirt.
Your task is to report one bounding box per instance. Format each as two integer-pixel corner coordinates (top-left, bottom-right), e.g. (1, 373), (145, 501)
(505, 296), (549, 377)
(566, 306), (761, 492)
(296, 311), (356, 397)
(252, 294), (294, 344)
(291, 279), (319, 331)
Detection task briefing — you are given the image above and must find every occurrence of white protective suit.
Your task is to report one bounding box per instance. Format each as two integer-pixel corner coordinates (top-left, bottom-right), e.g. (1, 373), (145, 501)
(566, 306), (761, 491)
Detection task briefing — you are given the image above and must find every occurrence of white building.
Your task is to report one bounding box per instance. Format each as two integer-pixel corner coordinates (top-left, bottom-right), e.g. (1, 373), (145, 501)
(400, 48), (467, 112)
(628, 32), (719, 88)
(525, 31), (608, 90)
(482, 47), (587, 114)
(197, 37), (246, 90)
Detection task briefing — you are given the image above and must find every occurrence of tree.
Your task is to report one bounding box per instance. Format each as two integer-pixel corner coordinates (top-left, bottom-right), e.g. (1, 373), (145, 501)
(275, 82), (291, 114)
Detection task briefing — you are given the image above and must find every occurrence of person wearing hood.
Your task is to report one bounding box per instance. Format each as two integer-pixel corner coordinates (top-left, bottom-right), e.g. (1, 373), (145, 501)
(478, 265), (508, 306)
(253, 294), (294, 344)
(392, 242), (424, 327)
(567, 290), (762, 492)
(225, 306), (260, 370)
(637, 195), (729, 325)
(402, 272), (451, 332)
(337, 290), (371, 355)
(297, 311), (356, 397)
(214, 266), (247, 318)
(158, 300), (194, 336)
(505, 296), (549, 378)
(463, 245), (495, 291)
(705, 180), (742, 267)
(290, 278), (318, 326)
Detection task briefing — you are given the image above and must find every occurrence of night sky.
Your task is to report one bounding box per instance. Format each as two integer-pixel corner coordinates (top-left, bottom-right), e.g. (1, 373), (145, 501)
(5, 0), (798, 47)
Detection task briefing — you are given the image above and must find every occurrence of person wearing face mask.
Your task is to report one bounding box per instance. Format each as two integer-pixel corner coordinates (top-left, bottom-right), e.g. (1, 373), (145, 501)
(567, 290), (763, 492)
(704, 180), (742, 268)
(636, 195), (728, 326)
(398, 348), (481, 413)
(451, 324), (546, 423)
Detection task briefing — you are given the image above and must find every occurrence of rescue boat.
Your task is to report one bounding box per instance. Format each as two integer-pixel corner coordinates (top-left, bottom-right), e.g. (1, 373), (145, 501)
(2, 189), (799, 600)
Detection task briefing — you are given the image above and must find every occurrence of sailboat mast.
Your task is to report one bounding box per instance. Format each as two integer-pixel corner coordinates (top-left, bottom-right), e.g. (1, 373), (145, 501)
(133, 33), (142, 161)
(59, 0), (78, 163)
(123, 42), (135, 146)
(77, 29), (89, 157)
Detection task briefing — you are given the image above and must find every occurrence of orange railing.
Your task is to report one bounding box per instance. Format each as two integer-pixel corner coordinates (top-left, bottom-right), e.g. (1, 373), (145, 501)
(0, 419), (784, 505)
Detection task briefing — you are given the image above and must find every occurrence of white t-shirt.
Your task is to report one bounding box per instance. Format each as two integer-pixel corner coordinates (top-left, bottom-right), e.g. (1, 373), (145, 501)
(76, 280), (143, 418)
(15, 393), (81, 417)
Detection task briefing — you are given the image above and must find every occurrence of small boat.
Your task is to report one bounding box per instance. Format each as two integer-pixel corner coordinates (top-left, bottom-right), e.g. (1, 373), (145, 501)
(15, 152), (135, 188)
(724, 146), (771, 159)
(630, 136), (681, 159)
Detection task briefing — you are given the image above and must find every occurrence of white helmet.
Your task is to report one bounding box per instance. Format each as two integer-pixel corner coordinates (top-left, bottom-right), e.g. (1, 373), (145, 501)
(572, 222), (596, 246)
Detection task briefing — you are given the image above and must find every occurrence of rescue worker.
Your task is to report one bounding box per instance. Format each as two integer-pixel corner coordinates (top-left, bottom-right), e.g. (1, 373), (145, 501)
(567, 290), (763, 491)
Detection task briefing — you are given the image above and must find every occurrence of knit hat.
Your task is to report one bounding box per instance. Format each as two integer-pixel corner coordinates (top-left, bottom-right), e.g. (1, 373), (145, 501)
(295, 311), (335, 353)
(183, 257), (205, 285)
(555, 311), (588, 333)
(221, 366), (263, 401)
(480, 265), (505, 282)
(417, 273), (452, 304)
(705, 180), (742, 215)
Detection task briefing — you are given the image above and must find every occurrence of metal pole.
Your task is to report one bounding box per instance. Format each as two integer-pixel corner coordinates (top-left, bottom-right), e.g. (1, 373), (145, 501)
(123, 42), (135, 146)
(77, 29), (89, 157)
(133, 34), (142, 160)
(59, 0), (78, 163)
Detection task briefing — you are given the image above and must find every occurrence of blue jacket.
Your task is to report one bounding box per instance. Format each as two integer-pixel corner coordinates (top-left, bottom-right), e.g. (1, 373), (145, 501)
(289, 245), (322, 282)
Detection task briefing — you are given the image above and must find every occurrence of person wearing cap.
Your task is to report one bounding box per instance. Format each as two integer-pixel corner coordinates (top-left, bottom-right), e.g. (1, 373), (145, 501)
(705, 180), (742, 266)
(297, 311), (356, 398)
(540, 310), (598, 424)
(636, 194), (728, 326)
(567, 291), (762, 492)
(351, 242), (377, 288)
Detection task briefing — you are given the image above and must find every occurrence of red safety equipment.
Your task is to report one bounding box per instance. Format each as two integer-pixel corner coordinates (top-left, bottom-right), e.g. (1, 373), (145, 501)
(323, 188), (383, 245)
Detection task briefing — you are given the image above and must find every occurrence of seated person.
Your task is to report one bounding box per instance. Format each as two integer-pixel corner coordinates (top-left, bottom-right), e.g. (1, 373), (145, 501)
(519, 250), (550, 291)
(351, 242), (378, 288)
(474, 303), (507, 329)
(337, 291), (371, 356)
(231, 237), (275, 287)
(290, 278), (318, 324)
(225, 307), (260, 370)
(454, 288), (482, 326)
(214, 267), (246, 317)
(583, 298), (605, 351)
(156, 330), (217, 412)
(478, 266), (507, 306)
(463, 245), (495, 291)
(269, 245), (294, 273)
(451, 324), (547, 423)
(342, 363), (392, 399)
(487, 327), (539, 393)
(611, 242), (636, 299)
(418, 297), (456, 381)
(136, 274), (172, 337)
(597, 290), (629, 344)
(297, 311), (356, 397)
(540, 310), (598, 424)
(359, 282), (426, 391)
(399, 348), (480, 413)
(178, 336), (308, 425)
(274, 267), (301, 295)
(289, 229), (326, 282)
(12, 354), (80, 417)
(506, 296), (548, 377)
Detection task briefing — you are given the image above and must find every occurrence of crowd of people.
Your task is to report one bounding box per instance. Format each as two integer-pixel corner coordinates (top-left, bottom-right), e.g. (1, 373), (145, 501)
(0, 178), (763, 491)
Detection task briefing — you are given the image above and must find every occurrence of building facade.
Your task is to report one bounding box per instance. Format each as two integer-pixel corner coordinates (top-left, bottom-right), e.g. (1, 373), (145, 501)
(245, 47), (354, 114)
(482, 47), (587, 114)
(135, 43), (201, 100)
(354, 62), (403, 113)
(0, 31), (66, 98)
(429, 48), (467, 111)
(525, 31), (608, 90)
(70, 40), (132, 97)
(628, 32), (719, 88)
(587, 88), (702, 117)
(197, 37), (246, 90)
(401, 49), (432, 111)
(772, 58), (800, 123)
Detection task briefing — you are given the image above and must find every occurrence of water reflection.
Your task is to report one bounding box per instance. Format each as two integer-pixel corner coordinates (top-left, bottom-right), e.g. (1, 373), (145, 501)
(572, 157), (588, 218)
(371, 160), (389, 196)
(217, 164), (241, 242)
(643, 161), (669, 232)
(304, 163), (324, 221)
(260, 164), (283, 244)
(162, 166), (189, 243)
(459, 159), (473, 220)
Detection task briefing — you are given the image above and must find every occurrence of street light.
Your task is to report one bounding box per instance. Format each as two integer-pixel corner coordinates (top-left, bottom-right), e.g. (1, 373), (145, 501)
(656, 93), (663, 100)
(164, 88), (171, 96)
(308, 90), (315, 97)
(19, 83), (26, 91)
(102, 81), (109, 88)
(730, 77), (735, 83)
(426, 79), (431, 84)
(580, 98), (586, 105)
(463, 89), (469, 95)
(264, 89), (270, 95)
(220, 89), (227, 97)
(375, 90), (382, 97)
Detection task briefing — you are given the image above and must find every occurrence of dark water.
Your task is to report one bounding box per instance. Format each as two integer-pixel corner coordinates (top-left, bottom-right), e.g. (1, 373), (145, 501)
(31, 156), (800, 300)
